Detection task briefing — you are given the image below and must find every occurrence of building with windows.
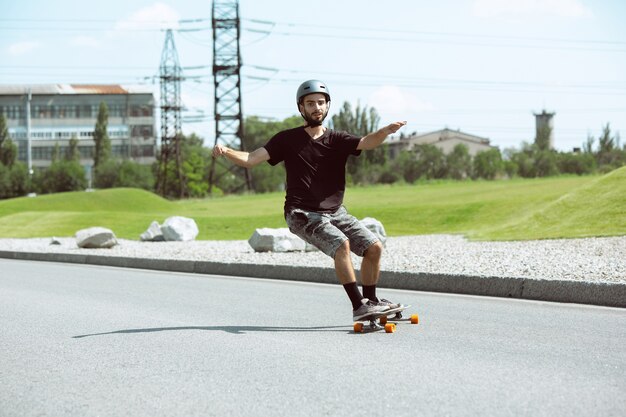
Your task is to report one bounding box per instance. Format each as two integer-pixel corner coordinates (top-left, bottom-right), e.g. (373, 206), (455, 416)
(387, 128), (495, 159)
(0, 84), (157, 174)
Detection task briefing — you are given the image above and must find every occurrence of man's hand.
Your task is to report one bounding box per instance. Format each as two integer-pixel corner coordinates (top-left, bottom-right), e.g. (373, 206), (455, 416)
(212, 144), (229, 158)
(358, 121), (407, 151)
(384, 121), (407, 135)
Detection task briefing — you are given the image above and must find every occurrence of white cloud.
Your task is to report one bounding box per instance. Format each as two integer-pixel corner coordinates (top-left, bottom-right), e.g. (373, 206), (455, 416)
(368, 86), (434, 119)
(8, 41), (41, 56)
(114, 2), (181, 32)
(70, 36), (100, 48)
(472, 0), (593, 18)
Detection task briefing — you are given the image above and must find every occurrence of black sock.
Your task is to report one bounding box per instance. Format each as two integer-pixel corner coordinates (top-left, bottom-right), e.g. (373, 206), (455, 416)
(343, 282), (364, 310)
(362, 285), (378, 302)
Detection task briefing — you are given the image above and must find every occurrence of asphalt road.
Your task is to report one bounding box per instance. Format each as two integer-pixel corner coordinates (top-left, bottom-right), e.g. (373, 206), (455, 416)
(1, 259), (625, 417)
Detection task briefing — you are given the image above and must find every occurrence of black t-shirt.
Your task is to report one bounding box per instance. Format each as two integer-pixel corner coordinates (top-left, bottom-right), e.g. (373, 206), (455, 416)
(263, 126), (362, 213)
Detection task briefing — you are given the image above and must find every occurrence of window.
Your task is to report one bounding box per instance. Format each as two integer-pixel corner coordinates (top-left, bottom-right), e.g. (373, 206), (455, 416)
(131, 125), (153, 138)
(80, 105), (92, 118)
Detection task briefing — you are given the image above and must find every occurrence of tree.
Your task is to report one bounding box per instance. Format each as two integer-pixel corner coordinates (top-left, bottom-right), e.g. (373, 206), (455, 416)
(0, 114), (29, 198)
(0, 114), (9, 157)
(0, 163), (28, 199)
(94, 159), (154, 191)
(67, 134), (80, 162)
(582, 135), (594, 155)
(557, 151), (595, 175)
(0, 114), (18, 167)
(414, 144), (446, 180)
(473, 148), (503, 180)
(507, 142), (547, 178)
(34, 160), (87, 194)
(392, 151), (421, 183)
(92, 159), (118, 189)
(93, 101), (111, 169)
(180, 133), (209, 197)
(0, 138), (18, 167)
(446, 143), (472, 180)
(158, 133), (212, 198)
(595, 123), (624, 169)
(51, 142), (61, 163)
(532, 149), (558, 177)
(117, 161), (154, 190)
(330, 102), (384, 184)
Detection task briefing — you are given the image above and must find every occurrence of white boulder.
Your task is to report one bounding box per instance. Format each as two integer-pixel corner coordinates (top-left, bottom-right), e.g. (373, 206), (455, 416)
(140, 221), (165, 242)
(360, 217), (387, 247)
(75, 227), (118, 249)
(161, 216), (199, 242)
(248, 228), (316, 252)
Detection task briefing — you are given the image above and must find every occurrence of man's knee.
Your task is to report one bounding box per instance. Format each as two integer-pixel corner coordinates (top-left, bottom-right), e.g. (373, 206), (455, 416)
(364, 241), (383, 261)
(334, 240), (350, 260)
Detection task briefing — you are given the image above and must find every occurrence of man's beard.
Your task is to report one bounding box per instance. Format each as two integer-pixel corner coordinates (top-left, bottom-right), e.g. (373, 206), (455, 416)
(302, 109), (327, 127)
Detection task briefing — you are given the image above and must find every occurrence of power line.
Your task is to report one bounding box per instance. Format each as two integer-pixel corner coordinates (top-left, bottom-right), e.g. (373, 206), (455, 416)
(244, 75), (626, 96)
(3, 15), (625, 51)
(6, 17), (617, 47)
(244, 18), (626, 47)
(242, 19), (626, 53)
(243, 65), (624, 91)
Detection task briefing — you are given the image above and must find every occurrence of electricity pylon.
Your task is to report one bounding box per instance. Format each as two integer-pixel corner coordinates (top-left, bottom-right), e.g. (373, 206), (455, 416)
(208, 0), (252, 194)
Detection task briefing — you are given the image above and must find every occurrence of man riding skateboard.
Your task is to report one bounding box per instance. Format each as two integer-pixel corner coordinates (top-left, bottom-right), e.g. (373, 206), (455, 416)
(212, 80), (407, 321)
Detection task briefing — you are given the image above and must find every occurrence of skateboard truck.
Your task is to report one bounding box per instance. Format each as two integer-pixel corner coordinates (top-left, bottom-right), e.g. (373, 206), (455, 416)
(353, 305), (419, 333)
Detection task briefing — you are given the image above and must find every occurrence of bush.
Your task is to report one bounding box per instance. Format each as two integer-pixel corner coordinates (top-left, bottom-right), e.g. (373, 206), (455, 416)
(35, 160), (87, 194)
(94, 160), (155, 191)
(473, 148), (503, 180)
(0, 163), (29, 199)
(93, 159), (118, 189)
(117, 160), (155, 190)
(414, 145), (446, 179)
(557, 152), (596, 175)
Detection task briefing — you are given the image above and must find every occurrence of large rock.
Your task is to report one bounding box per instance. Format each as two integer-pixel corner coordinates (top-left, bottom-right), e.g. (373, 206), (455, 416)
(140, 221), (165, 242)
(360, 217), (387, 246)
(75, 227), (118, 249)
(161, 216), (199, 242)
(248, 228), (316, 252)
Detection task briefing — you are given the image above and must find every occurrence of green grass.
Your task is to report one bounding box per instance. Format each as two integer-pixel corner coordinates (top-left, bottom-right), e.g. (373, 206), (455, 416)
(475, 166), (626, 240)
(0, 168), (624, 241)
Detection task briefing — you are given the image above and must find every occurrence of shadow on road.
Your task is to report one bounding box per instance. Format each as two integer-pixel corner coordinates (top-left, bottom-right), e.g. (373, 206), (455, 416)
(73, 324), (349, 338)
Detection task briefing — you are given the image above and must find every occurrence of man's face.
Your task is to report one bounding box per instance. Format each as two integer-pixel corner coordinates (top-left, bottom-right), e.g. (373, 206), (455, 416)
(299, 93), (329, 127)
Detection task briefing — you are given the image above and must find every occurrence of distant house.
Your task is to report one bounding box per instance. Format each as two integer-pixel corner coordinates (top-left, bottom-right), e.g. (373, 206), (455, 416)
(388, 128), (495, 159)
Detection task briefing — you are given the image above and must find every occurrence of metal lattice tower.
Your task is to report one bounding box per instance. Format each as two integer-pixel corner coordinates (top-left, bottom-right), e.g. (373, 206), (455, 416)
(157, 29), (184, 197)
(208, 0), (252, 193)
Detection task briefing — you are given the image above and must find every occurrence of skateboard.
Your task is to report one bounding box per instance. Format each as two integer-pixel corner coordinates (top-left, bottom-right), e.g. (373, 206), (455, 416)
(353, 304), (419, 333)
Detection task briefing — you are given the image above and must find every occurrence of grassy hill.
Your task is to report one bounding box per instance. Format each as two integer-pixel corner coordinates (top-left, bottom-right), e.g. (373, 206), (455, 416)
(473, 166), (626, 240)
(0, 168), (623, 241)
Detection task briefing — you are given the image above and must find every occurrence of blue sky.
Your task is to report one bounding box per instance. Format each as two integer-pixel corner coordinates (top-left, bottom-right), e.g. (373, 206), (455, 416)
(2, 0), (625, 152)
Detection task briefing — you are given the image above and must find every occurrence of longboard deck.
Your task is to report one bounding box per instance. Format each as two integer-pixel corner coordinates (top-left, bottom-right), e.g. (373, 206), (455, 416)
(353, 304), (418, 333)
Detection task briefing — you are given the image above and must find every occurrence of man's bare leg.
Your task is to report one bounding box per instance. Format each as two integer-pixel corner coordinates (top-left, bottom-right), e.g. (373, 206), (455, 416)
(334, 241), (364, 311)
(360, 241), (383, 286)
(334, 241), (357, 284)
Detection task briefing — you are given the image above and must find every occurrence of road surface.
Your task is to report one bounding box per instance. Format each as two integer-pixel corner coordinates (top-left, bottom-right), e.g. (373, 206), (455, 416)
(1, 259), (625, 416)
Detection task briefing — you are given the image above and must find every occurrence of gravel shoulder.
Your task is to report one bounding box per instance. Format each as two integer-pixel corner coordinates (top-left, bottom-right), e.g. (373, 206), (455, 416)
(1, 234), (624, 284)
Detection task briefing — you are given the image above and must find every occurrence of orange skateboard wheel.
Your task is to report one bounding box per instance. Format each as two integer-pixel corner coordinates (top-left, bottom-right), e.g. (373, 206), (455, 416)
(379, 315), (388, 325)
(410, 314), (419, 324)
(354, 322), (364, 333)
(384, 323), (396, 333)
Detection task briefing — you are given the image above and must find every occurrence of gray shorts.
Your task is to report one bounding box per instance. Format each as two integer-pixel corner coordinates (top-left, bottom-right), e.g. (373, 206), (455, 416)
(284, 206), (379, 259)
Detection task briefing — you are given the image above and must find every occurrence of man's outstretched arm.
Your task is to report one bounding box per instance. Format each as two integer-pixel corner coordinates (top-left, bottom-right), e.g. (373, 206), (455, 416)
(212, 145), (270, 168)
(357, 121), (407, 151)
